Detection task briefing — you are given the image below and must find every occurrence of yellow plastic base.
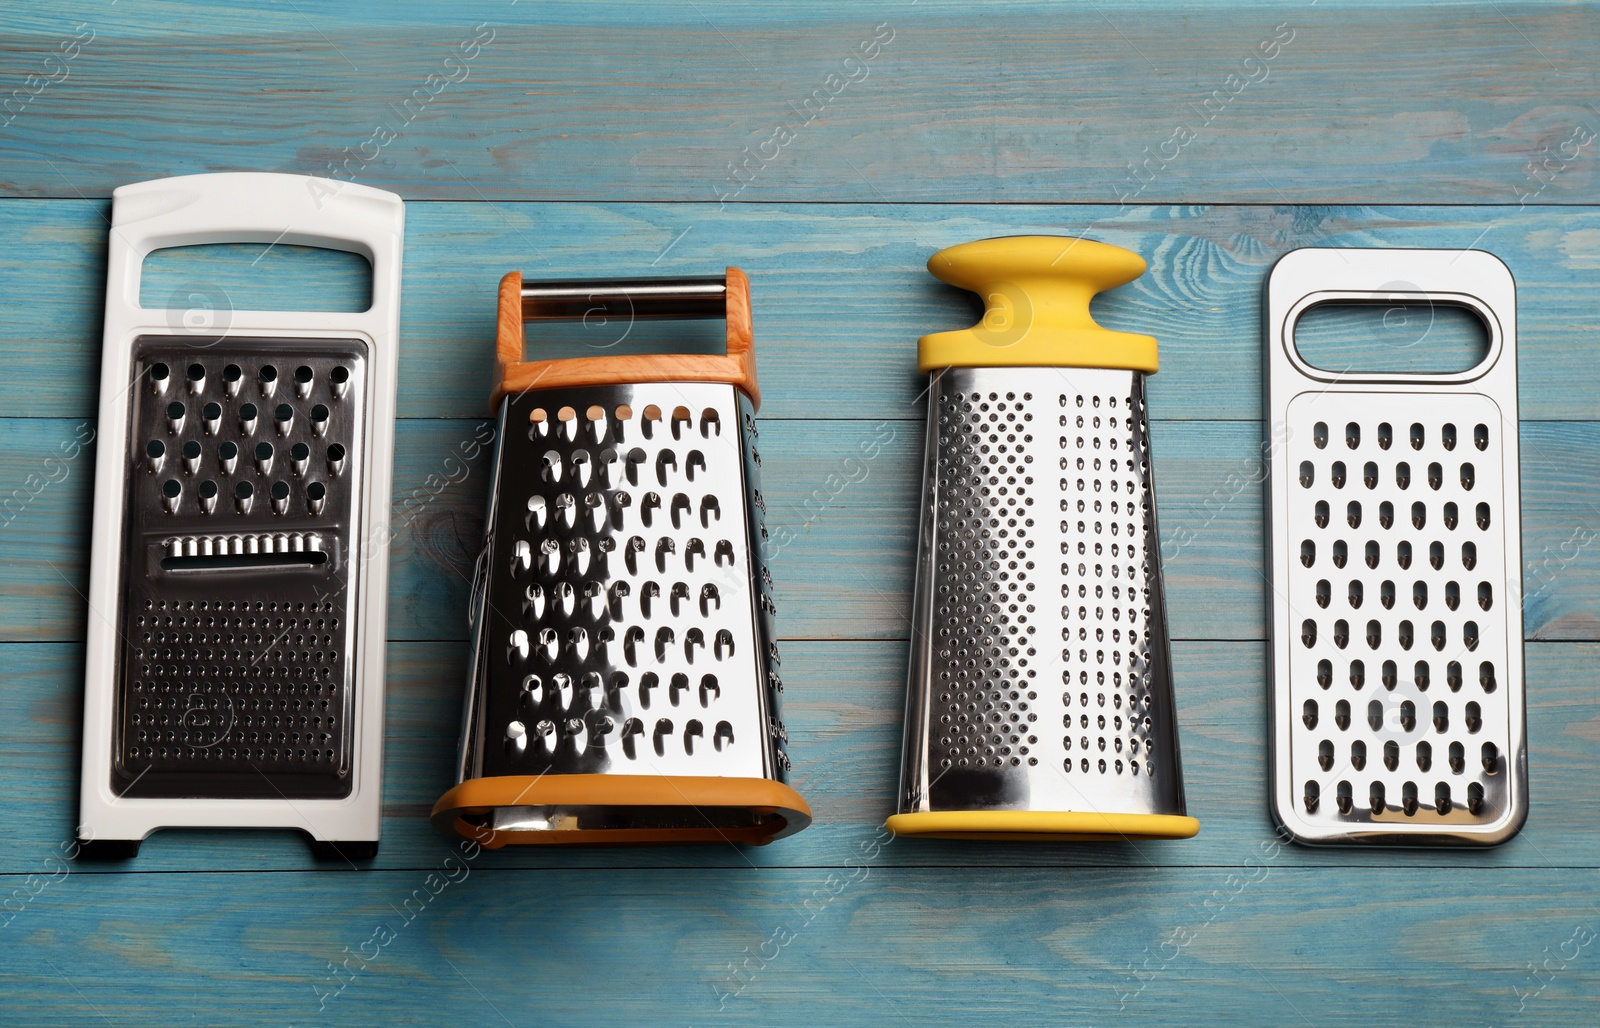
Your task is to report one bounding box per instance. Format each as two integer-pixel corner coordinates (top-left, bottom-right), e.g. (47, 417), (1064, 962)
(885, 810), (1200, 842)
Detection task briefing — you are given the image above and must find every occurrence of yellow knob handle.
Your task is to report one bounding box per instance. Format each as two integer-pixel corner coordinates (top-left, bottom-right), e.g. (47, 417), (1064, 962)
(917, 235), (1158, 374)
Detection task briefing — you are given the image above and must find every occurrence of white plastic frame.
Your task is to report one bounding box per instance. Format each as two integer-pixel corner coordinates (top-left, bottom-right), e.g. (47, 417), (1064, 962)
(79, 173), (404, 850)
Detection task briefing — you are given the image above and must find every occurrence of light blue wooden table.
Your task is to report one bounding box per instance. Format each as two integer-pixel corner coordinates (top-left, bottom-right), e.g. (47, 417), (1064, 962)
(3, 2), (1599, 1024)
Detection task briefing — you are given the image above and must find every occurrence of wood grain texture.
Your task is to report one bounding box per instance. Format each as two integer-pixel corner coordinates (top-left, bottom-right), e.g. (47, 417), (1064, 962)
(1, 3), (1596, 204)
(5, 201), (1600, 422)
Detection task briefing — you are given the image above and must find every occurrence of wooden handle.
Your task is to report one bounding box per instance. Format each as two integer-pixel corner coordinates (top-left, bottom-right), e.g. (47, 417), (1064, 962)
(492, 267), (758, 411)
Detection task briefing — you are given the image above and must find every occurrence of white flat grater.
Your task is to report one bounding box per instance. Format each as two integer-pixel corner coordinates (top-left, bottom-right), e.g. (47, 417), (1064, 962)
(77, 173), (404, 859)
(1266, 247), (1527, 846)
(431, 268), (810, 847)
(888, 236), (1199, 842)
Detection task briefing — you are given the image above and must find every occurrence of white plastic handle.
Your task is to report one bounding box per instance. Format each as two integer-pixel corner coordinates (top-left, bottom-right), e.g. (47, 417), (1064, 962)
(107, 172), (404, 318)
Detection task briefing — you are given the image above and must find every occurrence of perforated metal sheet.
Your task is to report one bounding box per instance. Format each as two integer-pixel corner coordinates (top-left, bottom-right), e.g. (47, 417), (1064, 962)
(1265, 246), (1527, 845)
(1281, 396), (1516, 830)
(898, 366), (1188, 820)
(457, 382), (788, 785)
(115, 338), (366, 800)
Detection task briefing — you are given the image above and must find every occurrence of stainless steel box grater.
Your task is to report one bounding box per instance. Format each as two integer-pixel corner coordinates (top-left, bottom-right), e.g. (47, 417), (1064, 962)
(889, 236), (1199, 842)
(431, 268), (810, 846)
(1267, 248), (1527, 846)
(78, 173), (404, 858)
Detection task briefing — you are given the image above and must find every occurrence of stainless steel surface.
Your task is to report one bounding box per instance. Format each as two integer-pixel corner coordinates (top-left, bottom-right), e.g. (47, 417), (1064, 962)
(521, 277), (727, 321)
(455, 381), (789, 788)
(114, 338), (368, 800)
(897, 366), (1188, 819)
(1266, 247), (1527, 845)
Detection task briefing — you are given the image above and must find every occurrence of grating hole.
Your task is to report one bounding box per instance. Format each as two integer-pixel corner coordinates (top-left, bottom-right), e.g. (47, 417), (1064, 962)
(1377, 423), (1392, 449)
(1396, 462), (1411, 490)
(1349, 659), (1365, 690)
(1330, 461), (1346, 489)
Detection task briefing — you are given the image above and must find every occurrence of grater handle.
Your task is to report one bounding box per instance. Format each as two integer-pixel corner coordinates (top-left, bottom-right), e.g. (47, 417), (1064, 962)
(105, 173), (405, 324)
(918, 235), (1158, 374)
(492, 267), (758, 412)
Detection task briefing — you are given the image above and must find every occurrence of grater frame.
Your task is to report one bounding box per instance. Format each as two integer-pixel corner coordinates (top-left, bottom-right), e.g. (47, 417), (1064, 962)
(1266, 247), (1527, 846)
(431, 269), (810, 847)
(78, 173), (404, 857)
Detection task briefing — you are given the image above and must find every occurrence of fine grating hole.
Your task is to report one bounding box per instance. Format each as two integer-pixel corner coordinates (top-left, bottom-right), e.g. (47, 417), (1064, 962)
(1316, 580), (1331, 608)
(1365, 540), (1380, 569)
(1346, 422), (1360, 448)
(1480, 660), (1496, 692)
(1318, 738), (1334, 771)
(1465, 701), (1482, 733)
(1478, 582), (1493, 610)
(1397, 620), (1413, 650)
(1384, 739), (1399, 771)
(1396, 462), (1411, 490)
(1431, 701), (1448, 732)
(1443, 502), (1459, 531)
(1409, 423), (1425, 450)
(1301, 540), (1315, 568)
(1378, 423), (1392, 449)
(1349, 659), (1365, 690)
(1474, 424), (1488, 450)
(1314, 500), (1329, 528)
(1362, 461), (1378, 488)
(1461, 462), (1475, 490)
(1429, 541), (1444, 571)
(1380, 580), (1395, 609)
(1411, 501), (1426, 530)
(1351, 739), (1367, 770)
(1447, 660), (1462, 692)
(1402, 781), (1419, 816)
(1347, 500), (1362, 528)
(1414, 660), (1430, 691)
(1316, 658), (1332, 688)
(1442, 423), (1457, 451)
(1449, 740), (1465, 773)
(1299, 460), (1315, 487)
(1445, 581), (1460, 610)
(1332, 540), (1348, 568)
(1382, 659), (1397, 690)
(1397, 540), (1412, 569)
(1330, 461), (1346, 488)
(1369, 781), (1386, 815)
(1313, 422), (1328, 449)
(1476, 502), (1491, 530)
(1334, 699), (1351, 730)
(1427, 461), (1443, 490)
(1348, 580), (1364, 608)
(1413, 581), (1428, 609)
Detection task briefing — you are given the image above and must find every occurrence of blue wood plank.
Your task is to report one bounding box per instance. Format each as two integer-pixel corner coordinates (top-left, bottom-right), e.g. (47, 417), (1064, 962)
(4, 201), (1600, 423)
(2, 863), (1598, 1025)
(0, 3), (1595, 204)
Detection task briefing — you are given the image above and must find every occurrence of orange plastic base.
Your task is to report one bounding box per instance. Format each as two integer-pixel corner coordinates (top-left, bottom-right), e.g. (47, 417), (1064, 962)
(886, 810), (1199, 842)
(431, 774), (811, 848)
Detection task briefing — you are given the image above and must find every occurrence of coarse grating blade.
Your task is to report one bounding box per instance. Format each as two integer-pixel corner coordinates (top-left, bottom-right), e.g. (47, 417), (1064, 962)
(433, 269), (809, 846)
(1266, 247), (1527, 846)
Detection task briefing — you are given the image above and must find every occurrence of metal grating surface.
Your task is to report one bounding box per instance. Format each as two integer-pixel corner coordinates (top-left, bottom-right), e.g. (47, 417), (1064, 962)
(1284, 393), (1514, 828)
(114, 338), (367, 799)
(903, 366), (1186, 818)
(463, 382), (787, 783)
